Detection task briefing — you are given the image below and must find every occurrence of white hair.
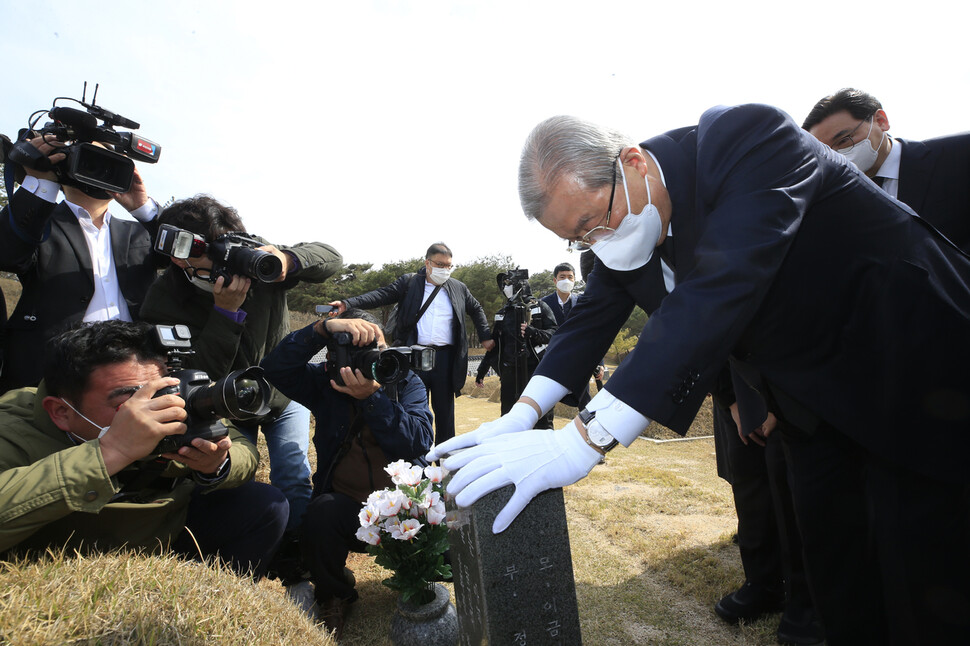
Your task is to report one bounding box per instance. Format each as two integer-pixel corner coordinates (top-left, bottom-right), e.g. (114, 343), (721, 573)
(518, 115), (631, 221)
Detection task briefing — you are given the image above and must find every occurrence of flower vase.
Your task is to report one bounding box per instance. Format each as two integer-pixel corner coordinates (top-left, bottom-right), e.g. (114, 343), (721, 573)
(390, 582), (458, 646)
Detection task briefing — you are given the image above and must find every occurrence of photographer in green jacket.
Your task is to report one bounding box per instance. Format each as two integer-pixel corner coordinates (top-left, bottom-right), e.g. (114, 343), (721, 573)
(0, 321), (288, 579)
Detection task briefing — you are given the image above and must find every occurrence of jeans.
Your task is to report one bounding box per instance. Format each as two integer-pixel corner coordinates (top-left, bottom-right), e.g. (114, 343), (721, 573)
(237, 400), (312, 531)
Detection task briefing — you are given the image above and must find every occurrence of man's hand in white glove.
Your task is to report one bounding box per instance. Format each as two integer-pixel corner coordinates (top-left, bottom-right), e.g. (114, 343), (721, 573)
(443, 419), (603, 533)
(426, 401), (538, 462)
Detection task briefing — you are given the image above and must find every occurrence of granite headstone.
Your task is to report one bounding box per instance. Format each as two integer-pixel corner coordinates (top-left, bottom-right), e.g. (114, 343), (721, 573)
(446, 484), (582, 645)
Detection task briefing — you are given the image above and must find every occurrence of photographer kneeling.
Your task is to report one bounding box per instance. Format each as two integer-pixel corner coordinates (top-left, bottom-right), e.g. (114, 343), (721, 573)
(0, 320), (287, 579)
(261, 309), (434, 637)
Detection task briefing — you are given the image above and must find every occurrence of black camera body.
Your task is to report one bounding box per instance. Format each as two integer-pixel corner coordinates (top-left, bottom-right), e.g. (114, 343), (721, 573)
(325, 331), (435, 387)
(151, 324), (272, 456)
(154, 224), (283, 285)
(5, 85), (160, 196)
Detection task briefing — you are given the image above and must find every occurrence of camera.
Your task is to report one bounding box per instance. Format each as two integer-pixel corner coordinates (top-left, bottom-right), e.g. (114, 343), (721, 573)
(4, 83), (160, 196)
(498, 268), (531, 301)
(150, 324), (272, 455)
(326, 331), (435, 386)
(154, 224), (283, 284)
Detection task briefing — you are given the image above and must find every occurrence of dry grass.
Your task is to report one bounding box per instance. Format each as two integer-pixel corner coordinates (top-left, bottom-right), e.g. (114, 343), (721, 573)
(0, 549), (331, 645)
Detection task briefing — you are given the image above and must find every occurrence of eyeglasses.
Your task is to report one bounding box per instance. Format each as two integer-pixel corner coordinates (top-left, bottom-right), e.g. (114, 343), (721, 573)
(567, 155), (619, 252)
(833, 116), (873, 151)
(427, 259), (453, 270)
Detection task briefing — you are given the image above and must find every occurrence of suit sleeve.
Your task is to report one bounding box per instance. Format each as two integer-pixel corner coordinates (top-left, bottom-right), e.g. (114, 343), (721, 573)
(0, 190), (58, 273)
(344, 274), (411, 310)
(607, 104), (823, 432)
(277, 242), (342, 285)
(462, 285), (492, 342)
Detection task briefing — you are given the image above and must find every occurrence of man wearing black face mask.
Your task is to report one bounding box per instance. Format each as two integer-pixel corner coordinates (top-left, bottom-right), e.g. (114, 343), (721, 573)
(0, 136), (164, 393)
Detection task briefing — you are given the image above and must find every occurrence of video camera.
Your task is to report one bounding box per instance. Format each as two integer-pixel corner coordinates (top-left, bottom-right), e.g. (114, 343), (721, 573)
(154, 224), (283, 284)
(326, 331), (435, 387)
(497, 267), (532, 302)
(150, 324), (272, 456)
(4, 83), (161, 196)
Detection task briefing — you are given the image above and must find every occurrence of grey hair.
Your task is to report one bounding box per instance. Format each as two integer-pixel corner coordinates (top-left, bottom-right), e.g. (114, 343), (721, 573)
(518, 115), (631, 221)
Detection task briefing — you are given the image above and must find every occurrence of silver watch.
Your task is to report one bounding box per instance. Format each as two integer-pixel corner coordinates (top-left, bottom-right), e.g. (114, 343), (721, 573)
(578, 409), (618, 452)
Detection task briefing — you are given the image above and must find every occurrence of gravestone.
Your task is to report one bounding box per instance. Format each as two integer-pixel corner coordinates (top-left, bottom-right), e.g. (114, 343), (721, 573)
(446, 485), (582, 645)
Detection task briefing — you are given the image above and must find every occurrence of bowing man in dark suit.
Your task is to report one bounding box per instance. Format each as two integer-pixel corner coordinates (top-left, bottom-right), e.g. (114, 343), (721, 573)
(804, 87), (970, 252)
(331, 243), (494, 445)
(0, 136), (162, 393)
(432, 105), (970, 645)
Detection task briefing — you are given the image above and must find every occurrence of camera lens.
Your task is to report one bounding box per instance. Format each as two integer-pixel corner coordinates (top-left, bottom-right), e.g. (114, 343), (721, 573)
(373, 350), (409, 384)
(233, 378), (260, 409)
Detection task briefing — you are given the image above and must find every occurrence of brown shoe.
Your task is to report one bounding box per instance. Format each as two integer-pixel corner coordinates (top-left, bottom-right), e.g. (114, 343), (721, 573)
(317, 596), (352, 640)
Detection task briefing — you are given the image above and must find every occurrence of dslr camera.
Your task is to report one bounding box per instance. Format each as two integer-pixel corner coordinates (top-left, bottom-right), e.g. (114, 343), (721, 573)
(154, 224), (283, 284)
(4, 83), (160, 196)
(150, 324), (272, 456)
(326, 330), (435, 387)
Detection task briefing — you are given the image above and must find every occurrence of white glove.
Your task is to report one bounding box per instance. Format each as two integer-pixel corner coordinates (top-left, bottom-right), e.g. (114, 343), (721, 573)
(443, 419), (602, 533)
(426, 401), (538, 462)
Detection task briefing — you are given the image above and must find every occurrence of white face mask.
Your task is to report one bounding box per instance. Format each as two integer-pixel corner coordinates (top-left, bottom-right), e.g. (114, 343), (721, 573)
(503, 285), (515, 299)
(592, 157), (664, 271)
(837, 118), (884, 173)
(60, 398), (110, 439)
(556, 279), (575, 294)
(182, 261), (216, 293)
(429, 266), (452, 286)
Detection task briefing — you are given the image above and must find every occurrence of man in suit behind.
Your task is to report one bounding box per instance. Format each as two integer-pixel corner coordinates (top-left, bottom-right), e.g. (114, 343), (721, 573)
(330, 243), (494, 444)
(434, 105), (970, 645)
(803, 87), (970, 251)
(0, 135), (162, 393)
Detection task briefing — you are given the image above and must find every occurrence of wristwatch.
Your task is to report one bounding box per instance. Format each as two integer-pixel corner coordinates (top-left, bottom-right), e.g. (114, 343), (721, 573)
(577, 409), (619, 453)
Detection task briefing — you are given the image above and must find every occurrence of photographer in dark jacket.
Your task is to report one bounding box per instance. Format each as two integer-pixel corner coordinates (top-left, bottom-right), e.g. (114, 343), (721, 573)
(476, 272), (558, 429)
(329, 243), (493, 445)
(261, 309), (434, 637)
(139, 196), (341, 600)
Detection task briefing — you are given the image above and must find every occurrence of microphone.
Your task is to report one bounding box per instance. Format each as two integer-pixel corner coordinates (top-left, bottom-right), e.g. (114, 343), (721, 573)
(49, 107), (97, 129)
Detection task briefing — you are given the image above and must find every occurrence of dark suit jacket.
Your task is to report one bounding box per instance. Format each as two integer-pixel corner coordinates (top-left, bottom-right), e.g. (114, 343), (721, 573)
(541, 292), (578, 326)
(0, 189), (159, 390)
(344, 268), (492, 396)
(535, 103), (970, 482)
(896, 133), (970, 252)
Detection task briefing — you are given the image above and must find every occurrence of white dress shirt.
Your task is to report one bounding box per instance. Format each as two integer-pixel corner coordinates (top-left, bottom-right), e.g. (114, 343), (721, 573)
(416, 280), (454, 346)
(873, 137), (901, 199)
(20, 176), (158, 322)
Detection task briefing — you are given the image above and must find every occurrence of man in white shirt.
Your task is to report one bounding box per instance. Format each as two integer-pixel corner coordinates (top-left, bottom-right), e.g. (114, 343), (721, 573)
(1, 135), (162, 392)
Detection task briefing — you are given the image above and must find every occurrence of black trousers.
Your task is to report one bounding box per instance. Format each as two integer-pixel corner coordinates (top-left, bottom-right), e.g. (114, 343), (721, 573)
(171, 481), (288, 580)
(781, 421), (970, 646)
(417, 345), (456, 445)
(300, 491), (366, 603)
(713, 406), (813, 613)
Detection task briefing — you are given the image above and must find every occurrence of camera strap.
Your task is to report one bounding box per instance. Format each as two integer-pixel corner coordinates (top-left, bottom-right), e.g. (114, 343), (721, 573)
(414, 284), (443, 325)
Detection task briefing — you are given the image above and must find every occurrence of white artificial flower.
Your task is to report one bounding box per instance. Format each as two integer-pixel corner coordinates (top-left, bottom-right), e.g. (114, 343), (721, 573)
(391, 518), (423, 541)
(424, 465), (447, 483)
(397, 465), (424, 487)
(427, 506), (447, 526)
(359, 504), (381, 527)
(355, 524), (382, 546)
(378, 493), (403, 517)
(384, 460), (411, 481)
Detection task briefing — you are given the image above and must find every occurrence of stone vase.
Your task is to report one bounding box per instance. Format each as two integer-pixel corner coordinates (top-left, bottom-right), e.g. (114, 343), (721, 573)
(390, 582), (458, 646)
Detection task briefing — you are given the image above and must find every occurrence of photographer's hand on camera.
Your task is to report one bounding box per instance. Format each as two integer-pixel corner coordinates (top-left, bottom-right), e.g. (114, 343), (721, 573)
(331, 366), (382, 400)
(313, 316), (380, 346)
(257, 244), (295, 283)
(162, 435), (233, 475)
(109, 166), (151, 212)
(213, 274), (252, 312)
(20, 135), (66, 181)
(97, 377), (189, 475)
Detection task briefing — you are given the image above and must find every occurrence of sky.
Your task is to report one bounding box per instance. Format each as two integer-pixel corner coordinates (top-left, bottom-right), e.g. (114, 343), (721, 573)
(2, 0), (967, 276)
